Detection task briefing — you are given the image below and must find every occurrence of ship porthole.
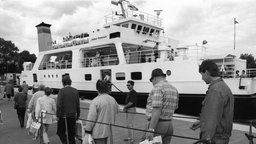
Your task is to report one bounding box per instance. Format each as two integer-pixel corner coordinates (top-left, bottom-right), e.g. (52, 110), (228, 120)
(166, 70), (171, 76)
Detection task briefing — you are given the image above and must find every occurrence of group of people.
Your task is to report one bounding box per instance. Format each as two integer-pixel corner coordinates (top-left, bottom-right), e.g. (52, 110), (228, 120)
(235, 70), (246, 78)
(1, 59), (234, 144)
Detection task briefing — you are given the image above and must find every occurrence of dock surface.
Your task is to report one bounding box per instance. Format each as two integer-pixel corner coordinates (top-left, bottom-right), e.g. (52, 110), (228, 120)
(0, 94), (253, 144)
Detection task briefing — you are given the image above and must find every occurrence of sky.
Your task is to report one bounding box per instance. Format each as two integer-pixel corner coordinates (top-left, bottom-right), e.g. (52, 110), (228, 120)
(0, 0), (256, 57)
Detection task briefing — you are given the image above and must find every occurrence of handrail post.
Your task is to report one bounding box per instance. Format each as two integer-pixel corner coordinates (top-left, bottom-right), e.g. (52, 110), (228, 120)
(249, 121), (254, 144)
(109, 123), (113, 144)
(40, 111), (43, 144)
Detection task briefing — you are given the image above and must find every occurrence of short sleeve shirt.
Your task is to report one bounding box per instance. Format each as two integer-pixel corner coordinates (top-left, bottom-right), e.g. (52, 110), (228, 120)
(146, 80), (179, 120)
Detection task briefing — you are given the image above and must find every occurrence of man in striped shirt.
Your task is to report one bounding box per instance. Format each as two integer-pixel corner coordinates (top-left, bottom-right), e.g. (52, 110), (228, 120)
(145, 68), (179, 144)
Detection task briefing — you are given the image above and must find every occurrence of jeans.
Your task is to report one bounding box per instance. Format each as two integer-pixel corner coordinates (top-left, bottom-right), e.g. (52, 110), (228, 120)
(57, 116), (76, 144)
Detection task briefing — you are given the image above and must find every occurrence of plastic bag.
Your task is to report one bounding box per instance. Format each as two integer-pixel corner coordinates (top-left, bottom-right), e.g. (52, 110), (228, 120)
(29, 122), (41, 136)
(75, 120), (84, 140)
(26, 113), (33, 129)
(82, 133), (95, 144)
(140, 136), (162, 144)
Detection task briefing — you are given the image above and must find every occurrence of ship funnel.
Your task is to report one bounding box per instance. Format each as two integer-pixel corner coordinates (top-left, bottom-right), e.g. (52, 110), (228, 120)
(35, 22), (53, 52)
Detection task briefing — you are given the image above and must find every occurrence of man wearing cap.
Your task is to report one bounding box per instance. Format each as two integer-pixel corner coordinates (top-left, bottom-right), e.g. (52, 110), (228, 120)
(145, 68), (179, 144)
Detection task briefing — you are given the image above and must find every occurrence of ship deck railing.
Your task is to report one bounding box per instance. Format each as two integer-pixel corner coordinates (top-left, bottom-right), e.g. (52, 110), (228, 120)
(104, 10), (163, 27)
(38, 59), (72, 70)
(80, 54), (119, 67)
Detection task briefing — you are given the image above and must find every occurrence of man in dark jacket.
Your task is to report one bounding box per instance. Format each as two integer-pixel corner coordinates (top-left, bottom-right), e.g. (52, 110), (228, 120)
(197, 60), (234, 144)
(57, 76), (80, 144)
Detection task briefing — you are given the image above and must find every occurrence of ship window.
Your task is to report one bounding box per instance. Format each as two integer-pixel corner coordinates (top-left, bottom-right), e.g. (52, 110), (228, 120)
(85, 74), (92, 81)
(52, 74), (54, 78)
(44, 75), (46, 78)
(48, 75), (50, 78)
(56, 74), (58, 78)
(137, 25), (142, 34)
(39, 51), (72, 70)
(149, 29), (155, 36)
(122, 23), (129, 28)
(80, 44), (119, 67)
(142, 27), (150, 35)
(155, 30), (160, 37)
(110, 32), (120, 39)
(131, 72), (142, 80)
(116, 72), (125, 80)
(131, 24), (136, 29)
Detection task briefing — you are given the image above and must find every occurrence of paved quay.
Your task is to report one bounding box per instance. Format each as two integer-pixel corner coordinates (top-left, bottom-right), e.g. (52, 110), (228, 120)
(0, 93), (254, 144)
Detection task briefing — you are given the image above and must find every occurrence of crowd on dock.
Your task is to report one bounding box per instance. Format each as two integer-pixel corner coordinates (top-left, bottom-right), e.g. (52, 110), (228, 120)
(0, 59), (235, 144)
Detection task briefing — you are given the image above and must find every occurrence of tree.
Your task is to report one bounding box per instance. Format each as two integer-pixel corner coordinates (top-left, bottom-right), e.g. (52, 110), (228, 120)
(0, 38), (19, 74)
(17, 50), (37, 72)
(240, 53), (256, 68)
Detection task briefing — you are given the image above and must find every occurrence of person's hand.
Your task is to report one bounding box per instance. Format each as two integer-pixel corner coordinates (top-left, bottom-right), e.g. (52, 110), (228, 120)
(190, 120), (200, 131)
(145, 129), (154, 141)
(123, 107), (127, 113)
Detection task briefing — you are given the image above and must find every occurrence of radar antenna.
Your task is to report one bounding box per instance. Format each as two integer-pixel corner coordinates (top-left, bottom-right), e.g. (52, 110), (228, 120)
(154, 10), (163, 17)
(154, 10), (163, 26)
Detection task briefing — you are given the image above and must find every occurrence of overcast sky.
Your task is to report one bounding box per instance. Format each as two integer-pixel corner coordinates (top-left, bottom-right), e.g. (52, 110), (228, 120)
(1, 0), (256, 57)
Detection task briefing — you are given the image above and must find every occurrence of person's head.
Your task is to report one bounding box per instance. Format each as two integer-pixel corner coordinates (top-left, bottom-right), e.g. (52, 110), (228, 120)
(18, 86), (23, 92)
(127, 80), (134, 91)
(62, 75), (72, 86)
(96, 80), (109, 94)
(199, 60), (219, 84)
(149, 68), (166, 85)
(38, 84), (45, 91)
(242, 70), (245, 74)
(23, 81), (26, 84)
(44, 87), (52, 96)
(236, 70), (239, 74)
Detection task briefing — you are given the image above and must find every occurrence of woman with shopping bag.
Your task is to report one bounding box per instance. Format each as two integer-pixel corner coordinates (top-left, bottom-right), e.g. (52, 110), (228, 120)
(35, 87), (56, 144)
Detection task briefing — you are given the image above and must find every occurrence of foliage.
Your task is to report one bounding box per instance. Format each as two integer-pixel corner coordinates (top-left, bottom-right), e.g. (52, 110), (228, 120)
(17, 50), (37, 72)
(0, 37), (37, 74)
(239, 53), (256, 68)
(0, 38), (19, 74)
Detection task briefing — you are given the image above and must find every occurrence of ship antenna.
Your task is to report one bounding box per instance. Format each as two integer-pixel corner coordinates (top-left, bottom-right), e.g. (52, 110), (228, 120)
(154, 10), (163, 26)
(111, 0), (127, 18)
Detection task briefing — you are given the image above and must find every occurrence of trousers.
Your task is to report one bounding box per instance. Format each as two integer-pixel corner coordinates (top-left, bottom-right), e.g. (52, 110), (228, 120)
(57, 116), (76, 144)
(16, 107), (26, 127)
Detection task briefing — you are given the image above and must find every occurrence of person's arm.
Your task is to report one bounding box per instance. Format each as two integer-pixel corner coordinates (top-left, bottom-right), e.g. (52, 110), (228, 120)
(76, 91), (80, 119)
(146, 86), (163, 140)
(85, 101), (98, 133)
(56, 90), (62, 118)
(27, 95), (34, 112)
(35, 98), (41, 120)
(200, 90), (224, 140)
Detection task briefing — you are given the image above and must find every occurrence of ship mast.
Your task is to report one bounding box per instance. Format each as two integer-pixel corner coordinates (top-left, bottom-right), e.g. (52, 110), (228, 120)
(111, 0), (127, 18)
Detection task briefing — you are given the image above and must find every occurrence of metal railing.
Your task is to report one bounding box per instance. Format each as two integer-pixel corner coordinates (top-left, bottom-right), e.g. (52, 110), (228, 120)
(80, 54), (119, 67)
(38, 59), (72, 70)
(104, 10), (162, 27)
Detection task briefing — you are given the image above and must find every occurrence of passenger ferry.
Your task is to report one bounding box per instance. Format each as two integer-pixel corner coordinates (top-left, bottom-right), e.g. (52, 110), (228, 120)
(20, 0), (256, 121)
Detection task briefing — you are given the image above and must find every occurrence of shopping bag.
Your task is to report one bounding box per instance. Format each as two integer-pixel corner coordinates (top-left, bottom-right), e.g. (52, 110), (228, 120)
(139, 136), (162, 144)
(82, 133), (95, 144)
(29, 122), (41, 136)
(0, 110), (3, 124)
(26, 113), (33, 129)
(75, 120), (84, 140)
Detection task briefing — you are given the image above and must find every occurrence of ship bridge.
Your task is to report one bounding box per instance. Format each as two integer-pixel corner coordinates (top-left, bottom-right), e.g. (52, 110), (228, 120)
(103, 0), (163, 38)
